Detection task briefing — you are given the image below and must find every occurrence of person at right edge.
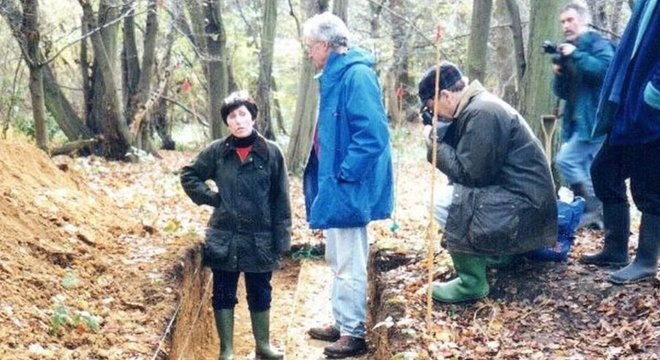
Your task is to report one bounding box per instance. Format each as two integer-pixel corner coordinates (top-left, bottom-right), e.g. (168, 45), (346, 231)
(580, 0), (659, 284)
(418, 62), (557, 303)
(551, 2), (614, 229)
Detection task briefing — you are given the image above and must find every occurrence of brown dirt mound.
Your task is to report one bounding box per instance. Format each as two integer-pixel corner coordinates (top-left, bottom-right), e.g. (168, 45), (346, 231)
(0, 141), (158, 359)
(0, 140), (128, 243)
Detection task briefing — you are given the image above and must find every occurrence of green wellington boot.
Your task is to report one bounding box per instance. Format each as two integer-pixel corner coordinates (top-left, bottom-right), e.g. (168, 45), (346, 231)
(485, 255), (514, 269)
(580, 203), (630, 266)
(609, 213), (660, 284)
(214, 309), (234, 360)
(250, 310), (283, 359)
(432, 252), (489, 303)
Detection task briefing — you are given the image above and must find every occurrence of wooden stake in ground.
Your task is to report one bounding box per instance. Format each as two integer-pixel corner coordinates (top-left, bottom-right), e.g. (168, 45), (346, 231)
(426, 25), (444, 333)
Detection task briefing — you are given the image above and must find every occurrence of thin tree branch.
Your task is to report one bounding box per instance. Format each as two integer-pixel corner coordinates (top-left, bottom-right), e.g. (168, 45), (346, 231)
(234, 0), (260, 46)
(364, 0), (440, 51)
(588, 23), (622, 40)
(2, 56), (23, 139)
(288, 0), (301, 41)
(160, 95), (209, 127)
(39, 4), (146, 67)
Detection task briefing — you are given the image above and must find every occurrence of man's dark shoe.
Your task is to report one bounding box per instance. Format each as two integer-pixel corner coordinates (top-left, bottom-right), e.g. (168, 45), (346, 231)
(323, 336), (368, 359)
(308, 325), (340, 342)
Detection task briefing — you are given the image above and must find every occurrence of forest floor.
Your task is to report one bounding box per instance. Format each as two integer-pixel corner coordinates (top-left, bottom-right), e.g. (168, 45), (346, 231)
(0, 128), (658, 359)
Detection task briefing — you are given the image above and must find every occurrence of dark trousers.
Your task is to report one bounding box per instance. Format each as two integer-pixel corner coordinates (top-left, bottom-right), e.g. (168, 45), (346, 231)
(211, 269), (272, 312)
(591, 137), (660, 215)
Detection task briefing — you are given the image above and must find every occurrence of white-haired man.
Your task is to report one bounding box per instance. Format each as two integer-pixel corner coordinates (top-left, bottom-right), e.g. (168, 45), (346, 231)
(302, 12), (393, 359)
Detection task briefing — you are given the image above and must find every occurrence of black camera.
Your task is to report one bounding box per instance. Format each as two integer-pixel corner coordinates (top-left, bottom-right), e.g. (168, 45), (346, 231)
(542, 40), (559, 54)
(420, 105), (452, 126)
(421, 105), (434, 126)
(542, 40), (564, 65)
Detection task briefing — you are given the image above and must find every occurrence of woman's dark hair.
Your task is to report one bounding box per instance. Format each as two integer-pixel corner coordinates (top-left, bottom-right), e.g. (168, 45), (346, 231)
(220, 90), (258, 124)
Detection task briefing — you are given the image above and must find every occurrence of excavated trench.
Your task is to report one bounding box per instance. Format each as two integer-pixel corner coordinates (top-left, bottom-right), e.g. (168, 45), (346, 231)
(168, 245), (217, 359)
(165, 244), (413, 359)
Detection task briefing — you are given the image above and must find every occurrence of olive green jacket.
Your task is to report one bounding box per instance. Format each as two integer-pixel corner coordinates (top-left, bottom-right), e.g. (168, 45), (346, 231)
(181, 134), (291, 272)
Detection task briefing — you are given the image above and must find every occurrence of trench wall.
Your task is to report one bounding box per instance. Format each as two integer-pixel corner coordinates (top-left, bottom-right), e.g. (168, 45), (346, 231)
(168, 245), (217, 360)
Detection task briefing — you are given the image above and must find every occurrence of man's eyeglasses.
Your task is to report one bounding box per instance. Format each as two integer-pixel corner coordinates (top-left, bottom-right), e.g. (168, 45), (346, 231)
(306, 40), (327, 52)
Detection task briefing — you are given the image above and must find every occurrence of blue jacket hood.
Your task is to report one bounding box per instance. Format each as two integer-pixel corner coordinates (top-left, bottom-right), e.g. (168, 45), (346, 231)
(322, 47), (375, 82)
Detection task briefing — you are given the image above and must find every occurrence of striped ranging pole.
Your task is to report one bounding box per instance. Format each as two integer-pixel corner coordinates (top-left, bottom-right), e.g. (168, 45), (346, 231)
(426, 24), (444, 334)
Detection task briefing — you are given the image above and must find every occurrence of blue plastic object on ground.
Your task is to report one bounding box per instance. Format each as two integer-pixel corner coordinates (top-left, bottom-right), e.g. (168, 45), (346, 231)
(525, 197), (586, 262)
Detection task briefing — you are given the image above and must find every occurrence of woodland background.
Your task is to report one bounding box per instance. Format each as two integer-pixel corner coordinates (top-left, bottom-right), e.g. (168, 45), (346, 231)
(0, 0), (632, 167)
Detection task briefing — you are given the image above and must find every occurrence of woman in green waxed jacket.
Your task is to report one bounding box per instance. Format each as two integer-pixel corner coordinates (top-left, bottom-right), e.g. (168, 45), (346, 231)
(180, 91), (291, 360)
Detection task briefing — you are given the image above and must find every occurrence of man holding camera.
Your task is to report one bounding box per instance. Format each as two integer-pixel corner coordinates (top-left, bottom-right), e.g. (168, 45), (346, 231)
(551, 2), (614, 229)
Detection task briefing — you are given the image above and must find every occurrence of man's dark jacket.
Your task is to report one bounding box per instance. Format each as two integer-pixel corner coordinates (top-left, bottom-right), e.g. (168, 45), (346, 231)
(429, 81), (557, 256)
(180, 134), (291, 272)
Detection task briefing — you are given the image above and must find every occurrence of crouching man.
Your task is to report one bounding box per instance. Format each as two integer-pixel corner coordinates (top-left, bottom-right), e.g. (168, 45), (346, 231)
(418, 62), (558, 303)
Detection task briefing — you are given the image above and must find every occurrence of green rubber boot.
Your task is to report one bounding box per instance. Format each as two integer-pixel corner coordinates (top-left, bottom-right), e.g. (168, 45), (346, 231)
(608, 213), (660, 284)
(214, 309), (234, 360)
(485, 255), (514, 269)
(250, 310), (283, 359)
(432, 252), (489, 303)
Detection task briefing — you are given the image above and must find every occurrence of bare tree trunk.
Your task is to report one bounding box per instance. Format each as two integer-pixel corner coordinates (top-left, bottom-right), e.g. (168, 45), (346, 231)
(609, 0), (624, 35)
(20, 0), (47, 150)
(1, 58), (23, 139)
(79, 0), (131, 160)
(184, 0), (206, 56)
(80, 16), (92, 127)
(154, 5), (178, 150)
(520, 0), (563, 139)
(585, 0), (607, 28)
(369, 0), (385, 37)
(493, 0), (518, 106)
(182, 0), (209, 89)
(86, 0), (122, 138)
(42, 64), (93, 141)
(203, 0), (228, 140)
(121, 0), (140, 125)
(333, 0), (348, 23)
(227, 61), (239, 92)
(368, 0), (385, 75)
(271, 76), (286, 134)
(134, 0), (159, 152)
(285, 0), (329, 173)
(466, 0), (493, 83)
(154, 85), (175, 150)
(505, 0), (526, 87)
(387, 0), (415, 125)
(257, 0), (277, 140)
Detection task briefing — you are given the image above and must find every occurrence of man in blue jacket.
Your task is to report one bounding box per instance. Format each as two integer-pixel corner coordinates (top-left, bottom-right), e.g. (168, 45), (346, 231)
(580, 0), (659, 284)
(552, 2), (614, 229)
(301, 11), (393, 359)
